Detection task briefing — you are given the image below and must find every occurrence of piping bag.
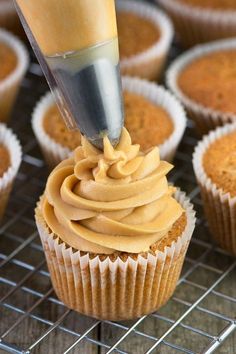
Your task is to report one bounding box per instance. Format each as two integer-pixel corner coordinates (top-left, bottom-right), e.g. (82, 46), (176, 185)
(14, 0), (124, 149)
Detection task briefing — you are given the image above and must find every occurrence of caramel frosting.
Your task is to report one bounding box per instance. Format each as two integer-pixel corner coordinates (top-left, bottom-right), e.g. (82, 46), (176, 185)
(41, 129), (183, 254)
(16, 0), (117, 56)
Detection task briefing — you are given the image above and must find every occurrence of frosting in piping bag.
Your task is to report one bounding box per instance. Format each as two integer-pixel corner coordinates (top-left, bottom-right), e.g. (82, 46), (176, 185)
(41, 128), (183, 254)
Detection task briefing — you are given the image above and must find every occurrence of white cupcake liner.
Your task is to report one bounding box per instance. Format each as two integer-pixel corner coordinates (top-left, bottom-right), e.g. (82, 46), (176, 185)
(122, 76), (187, 162)
(157, 0), (236, 47)
(32, 92), (72, 169)
(117, 0), (173, 81)
(0, 123), (22, 219)
(0, 29), (29, 123)
(35, 189), (196, 321)
(193, 122), (236, 255)
(167, 38), (236, 134)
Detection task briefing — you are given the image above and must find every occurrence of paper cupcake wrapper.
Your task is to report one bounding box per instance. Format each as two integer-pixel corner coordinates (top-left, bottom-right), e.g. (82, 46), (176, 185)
(0, 29), (29, 124)
(157, 0), (236, 48)
(32, 91), (72, 169)
(166, 38), (236, 135)
(117, 0), (173, 81)
(122, 76), (187, 162)
(193, 123), (236, 256)
(0, 123), (22, 220)
(35, 189), (196, 321)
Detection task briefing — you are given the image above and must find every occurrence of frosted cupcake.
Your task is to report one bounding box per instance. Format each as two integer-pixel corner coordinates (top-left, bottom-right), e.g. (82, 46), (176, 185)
(167, 39), (236, 134)
(0, 29), (29, 123)
(157, 0), (236, 48)
(32, 77), (186, 168)
(193, 123), (236, 256)
(35, 128), (196, 321)
(117, 0), (173, 80)
(0, 123), (22, 220)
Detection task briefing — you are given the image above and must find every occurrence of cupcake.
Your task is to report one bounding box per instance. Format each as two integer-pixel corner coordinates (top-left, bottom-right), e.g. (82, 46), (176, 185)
(0, 123), (22, 220)
(35, 128), (196, 321)
(193, 123), (236, 256)
(32, 77), (186, 168)
(0, 0), (24, 37)
(0, 29), (29, 123)
(157, 0), (236, 48)
(116, 0), (173, 80)
(167, 39), (236, 135)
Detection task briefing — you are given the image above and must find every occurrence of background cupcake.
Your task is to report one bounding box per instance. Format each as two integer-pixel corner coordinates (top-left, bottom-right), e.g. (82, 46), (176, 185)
(32, 77), (186, 168)
(117, 0), (173, 80)
(157, 0), (236, 48)
(0, 0), (24, 38)
(0, 29), (29, 123)
(193, 122), (236, 256)
(167, 39), (236, 134)
(35, 129), (196, 321)
(0, 123), (22, 220)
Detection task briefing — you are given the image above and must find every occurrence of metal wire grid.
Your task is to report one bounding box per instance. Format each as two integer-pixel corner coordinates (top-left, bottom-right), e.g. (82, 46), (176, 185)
(0, 54), (236, 354)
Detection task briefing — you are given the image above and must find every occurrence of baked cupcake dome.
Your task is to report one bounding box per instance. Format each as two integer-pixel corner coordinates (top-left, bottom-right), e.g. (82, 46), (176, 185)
(0, 123), (22, 220)
(35, 129), (196, 321)
(157, 0), (236, 48)
(167, 38), (236, 135)
(117, 0), (173, 81)
(0, 29), (29, 123)
(193, 122), (236, 256)
(32, 76), (186, 168)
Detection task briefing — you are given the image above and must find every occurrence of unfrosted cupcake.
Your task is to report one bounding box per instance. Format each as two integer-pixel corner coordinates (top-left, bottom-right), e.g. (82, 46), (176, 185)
(167, 39), (236, 134)
(35, 128), (196, 321)
(32, 77), (186, 168)
(0, 123), (22, 220)
(157, 0), (236, 48)
(0, 29), (29, 123)
(193, 123), (236, 256)
(117, 0), (173, 80)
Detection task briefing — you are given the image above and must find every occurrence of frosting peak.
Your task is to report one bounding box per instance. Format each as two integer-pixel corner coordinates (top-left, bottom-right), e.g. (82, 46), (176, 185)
(41, 128), (183, 254)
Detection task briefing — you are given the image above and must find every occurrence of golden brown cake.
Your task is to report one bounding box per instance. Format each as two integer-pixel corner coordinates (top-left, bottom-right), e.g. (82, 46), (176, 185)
(178, 50), (236, 115)
(35, 128), (195, 320)
(43, 92), (174, 152)
(0, 29), (28, 123)
(193, 123), (236, 256)
(117, 11), (160, 60)
(203, 130), (236, 197)
(0, 42), (18, 81)
(0, 143), (10, 177)
(43, 105), (81, 150)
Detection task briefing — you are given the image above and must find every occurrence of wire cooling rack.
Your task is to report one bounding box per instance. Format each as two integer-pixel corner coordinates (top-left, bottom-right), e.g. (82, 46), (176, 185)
(1, 37), (236, 354)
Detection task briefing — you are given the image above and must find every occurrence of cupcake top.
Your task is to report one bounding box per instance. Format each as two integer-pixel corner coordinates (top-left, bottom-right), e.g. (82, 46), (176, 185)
(43, 105), (81, 151)
(0, 144), (10, 177)
(0, 41), (18, 81)
(40, 128), (183, 255)
(42, 91), (174, 152)
(203, 129), (236, 197)
(117, 11), (160, 60)
(178, 49), (236, 115)
(176, 0), (236, 10)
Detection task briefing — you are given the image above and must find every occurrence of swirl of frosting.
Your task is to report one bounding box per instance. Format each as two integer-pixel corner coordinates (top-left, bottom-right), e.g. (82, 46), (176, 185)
(41, 128), (183, 254)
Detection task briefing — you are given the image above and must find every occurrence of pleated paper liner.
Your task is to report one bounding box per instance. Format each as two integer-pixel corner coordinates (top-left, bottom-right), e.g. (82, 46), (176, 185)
(157, 0), (236, 48)
(0, 29), (29, 124)
(117, 0), (173, 81)
(193, 123), (236, 256)
(35, 189), (196, 321)
(32, 76), (187, 169)
(167, 39), (236, 135)
(0, 123), (22, 220)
